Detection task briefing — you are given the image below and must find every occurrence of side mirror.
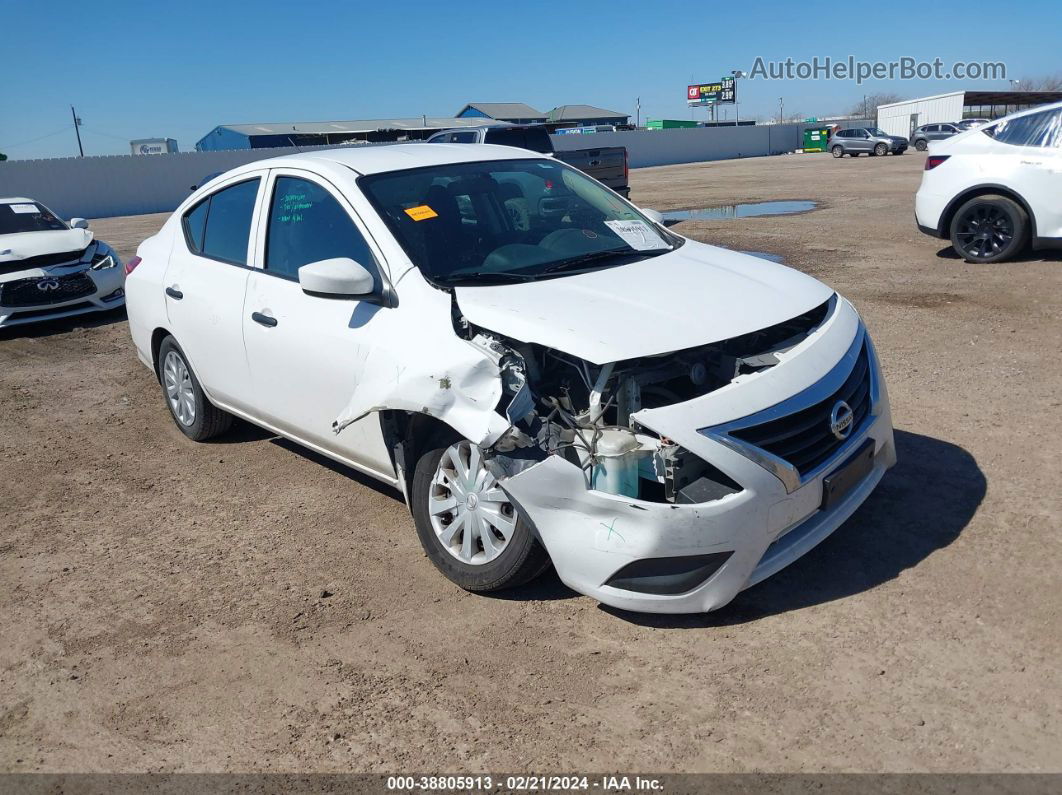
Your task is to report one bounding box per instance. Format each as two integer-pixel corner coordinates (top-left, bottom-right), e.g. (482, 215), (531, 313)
(641, 208), (664, 225)
(69, 218), (88, 229)
(298, 257), (374, 298)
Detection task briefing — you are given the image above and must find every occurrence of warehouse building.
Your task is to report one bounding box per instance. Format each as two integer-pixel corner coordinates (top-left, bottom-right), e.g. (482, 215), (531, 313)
(195, 116), (505, 151)
(455, 103), (547, 124)
(877, 90), (1062, 138)
(547, 104), (630, 128)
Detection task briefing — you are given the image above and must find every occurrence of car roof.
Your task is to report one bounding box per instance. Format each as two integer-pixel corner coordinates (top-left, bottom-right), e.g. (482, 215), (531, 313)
(227, 142), (543, 178)
(0, 197), (36, 205)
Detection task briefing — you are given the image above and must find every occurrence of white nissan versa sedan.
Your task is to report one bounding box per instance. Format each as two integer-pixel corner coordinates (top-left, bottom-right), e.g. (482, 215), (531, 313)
(126, 144), (895, 614)
(0, 198), (125, 327)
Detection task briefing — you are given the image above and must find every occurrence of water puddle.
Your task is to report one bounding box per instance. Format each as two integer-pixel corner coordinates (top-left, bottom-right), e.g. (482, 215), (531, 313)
(662, 200), (817, 223)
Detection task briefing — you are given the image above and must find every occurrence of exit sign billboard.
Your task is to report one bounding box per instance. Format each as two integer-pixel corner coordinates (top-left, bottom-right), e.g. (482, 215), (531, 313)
(687, 77), (736, 106)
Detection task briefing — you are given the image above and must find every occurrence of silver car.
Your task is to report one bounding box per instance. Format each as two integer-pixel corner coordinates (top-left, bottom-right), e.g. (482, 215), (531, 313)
(911, 122), (960, 151)
(830, 127), (909, 157)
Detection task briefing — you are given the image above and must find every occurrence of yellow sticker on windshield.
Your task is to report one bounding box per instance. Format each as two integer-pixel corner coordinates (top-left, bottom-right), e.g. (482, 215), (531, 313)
(404, 204), (439, 221)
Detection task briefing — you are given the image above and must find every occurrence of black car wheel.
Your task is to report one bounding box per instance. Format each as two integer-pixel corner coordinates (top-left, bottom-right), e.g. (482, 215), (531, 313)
(915, 139), (928, 151)
(949, 195), (1028, 264)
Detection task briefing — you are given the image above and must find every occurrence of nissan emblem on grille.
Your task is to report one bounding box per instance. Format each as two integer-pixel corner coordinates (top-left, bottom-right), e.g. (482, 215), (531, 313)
(36, 279), (61, 292)
(829, 400), (854, 441)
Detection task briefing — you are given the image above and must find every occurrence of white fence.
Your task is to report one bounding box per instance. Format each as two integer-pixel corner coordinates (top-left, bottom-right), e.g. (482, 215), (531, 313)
(0, 124), (807, 220)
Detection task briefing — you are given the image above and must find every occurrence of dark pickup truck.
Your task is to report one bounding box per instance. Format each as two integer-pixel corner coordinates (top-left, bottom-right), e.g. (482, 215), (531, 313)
(427, 124), (630, 198)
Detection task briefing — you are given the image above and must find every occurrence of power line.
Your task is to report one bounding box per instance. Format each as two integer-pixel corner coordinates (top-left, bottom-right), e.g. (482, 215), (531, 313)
(0, 126), (72, 150)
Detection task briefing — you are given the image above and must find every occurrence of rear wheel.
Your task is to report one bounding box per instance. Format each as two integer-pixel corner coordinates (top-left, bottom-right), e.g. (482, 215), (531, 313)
(412, 435), (550, 592)
(831, 145), (844, 158)
(157, 337), (233, 441)
(915, 139), (928, 151)
(874, 142), (888, 156)
(949, 195), (1028, 263)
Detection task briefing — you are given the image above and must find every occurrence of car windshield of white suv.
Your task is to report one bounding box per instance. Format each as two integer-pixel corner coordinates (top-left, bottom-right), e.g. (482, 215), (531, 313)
(359, 158), (679, 286)
(0, 202), (68, 235)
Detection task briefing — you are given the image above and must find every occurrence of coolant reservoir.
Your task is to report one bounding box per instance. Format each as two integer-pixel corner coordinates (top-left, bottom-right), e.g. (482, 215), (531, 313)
(591, 429), (644, 498)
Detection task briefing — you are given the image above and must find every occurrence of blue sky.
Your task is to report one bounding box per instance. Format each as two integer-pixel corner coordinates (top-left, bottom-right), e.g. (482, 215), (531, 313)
(1, 0), (1059, 160)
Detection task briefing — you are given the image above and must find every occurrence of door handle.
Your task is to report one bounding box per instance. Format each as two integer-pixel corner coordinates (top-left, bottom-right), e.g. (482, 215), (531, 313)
(251, 311), (278, 328)
(165, 286), (183, 300)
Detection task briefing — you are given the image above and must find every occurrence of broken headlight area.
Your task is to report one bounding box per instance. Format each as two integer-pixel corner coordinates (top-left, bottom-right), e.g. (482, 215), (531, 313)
(464, 297), (833, 504)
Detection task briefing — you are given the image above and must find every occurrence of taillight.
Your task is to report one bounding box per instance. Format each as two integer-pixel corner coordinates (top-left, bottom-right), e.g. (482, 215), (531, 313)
(124, 255), (142, 275)
(925, 155), (950, 170)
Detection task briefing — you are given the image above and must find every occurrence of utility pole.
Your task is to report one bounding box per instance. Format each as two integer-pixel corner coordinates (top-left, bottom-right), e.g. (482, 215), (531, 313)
(635, 97), (640, 128)
(70, 105), (84, 157)
(778, 97), (784, 125)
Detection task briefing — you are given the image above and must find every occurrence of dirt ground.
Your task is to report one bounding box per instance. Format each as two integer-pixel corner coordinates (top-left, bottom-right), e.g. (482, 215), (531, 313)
(1, 151), (1060, 774)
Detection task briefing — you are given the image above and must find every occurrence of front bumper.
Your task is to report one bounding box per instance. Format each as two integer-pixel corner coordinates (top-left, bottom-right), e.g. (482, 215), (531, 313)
(0, 265), (125, 327)
(502, 298), (896, 614)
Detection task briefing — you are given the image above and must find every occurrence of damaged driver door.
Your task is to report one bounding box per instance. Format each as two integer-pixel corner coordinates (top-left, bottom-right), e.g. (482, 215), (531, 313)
(242, 170), (394, 480)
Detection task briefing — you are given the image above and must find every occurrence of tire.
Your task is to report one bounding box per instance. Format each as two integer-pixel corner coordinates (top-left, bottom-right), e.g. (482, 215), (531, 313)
(850, 152), (860, 157)
(831, 145), (844, 158)
(157, 336), (233, 441)
(411, 434), (551, 593)
(873, 143), (888, 156)
(949, 194), (1028, 264)
(894, 149), (904, 155)
(915, 139), (928, 151)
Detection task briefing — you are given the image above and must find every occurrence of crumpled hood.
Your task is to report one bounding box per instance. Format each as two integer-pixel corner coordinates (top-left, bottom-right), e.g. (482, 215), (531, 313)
(454, 240), (834, 364)
(0, 228), (94, 262)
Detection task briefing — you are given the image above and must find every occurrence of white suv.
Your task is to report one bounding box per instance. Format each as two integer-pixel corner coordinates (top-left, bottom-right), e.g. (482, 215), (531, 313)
(915, 102), (1062, 263)
(126, 144), (895, 614)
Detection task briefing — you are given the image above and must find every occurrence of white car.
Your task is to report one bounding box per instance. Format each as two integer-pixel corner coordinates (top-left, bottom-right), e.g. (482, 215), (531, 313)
(916, 101), (1062, 263)
(126, 144), (895, 614)
(0, 198), (125, 327)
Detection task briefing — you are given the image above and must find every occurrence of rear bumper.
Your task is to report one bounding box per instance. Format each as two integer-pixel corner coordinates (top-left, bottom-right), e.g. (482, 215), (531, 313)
(915, 189), (949, 238)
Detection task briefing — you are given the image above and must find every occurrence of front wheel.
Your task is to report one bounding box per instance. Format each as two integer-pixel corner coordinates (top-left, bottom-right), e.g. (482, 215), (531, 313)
(831, 145), (844, 158)
(412, 436), (551, 592)
(949, 195), (1028, 263)
(915, 139), (928, 151)
(874, 142), (888, 156)
(157, 337), (233, 441)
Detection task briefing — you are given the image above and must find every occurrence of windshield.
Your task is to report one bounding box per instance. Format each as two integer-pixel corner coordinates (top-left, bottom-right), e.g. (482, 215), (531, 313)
(0, 202), (68, 234)
(359, 158), (677, 285)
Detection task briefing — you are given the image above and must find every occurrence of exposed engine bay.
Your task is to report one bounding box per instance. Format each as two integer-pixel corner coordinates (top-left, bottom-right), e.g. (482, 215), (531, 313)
(458, 297), (833, 504)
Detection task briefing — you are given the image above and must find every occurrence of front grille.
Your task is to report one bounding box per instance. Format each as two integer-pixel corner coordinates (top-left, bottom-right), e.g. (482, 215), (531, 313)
(730, 342), (871, 475)
(0, 272), (96, 307)
(0, 248), (87, 275)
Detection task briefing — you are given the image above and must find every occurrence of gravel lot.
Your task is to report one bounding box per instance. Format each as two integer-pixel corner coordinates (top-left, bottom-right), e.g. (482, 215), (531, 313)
(1, 151), (1059, 773)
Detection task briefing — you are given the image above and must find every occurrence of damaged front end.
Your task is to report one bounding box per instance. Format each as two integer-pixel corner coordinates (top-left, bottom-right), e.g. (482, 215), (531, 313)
(460, 296), (836, 506)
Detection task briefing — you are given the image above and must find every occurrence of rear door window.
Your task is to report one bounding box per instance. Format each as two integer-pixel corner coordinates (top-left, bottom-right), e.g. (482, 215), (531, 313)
(182, 178), (261, 265)
(985, 109), (1062, 148)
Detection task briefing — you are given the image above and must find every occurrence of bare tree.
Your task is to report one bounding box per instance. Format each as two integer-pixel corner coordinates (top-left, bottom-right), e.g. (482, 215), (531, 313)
(1013, 74), (1062, 91)
(847, 93), (904, 118)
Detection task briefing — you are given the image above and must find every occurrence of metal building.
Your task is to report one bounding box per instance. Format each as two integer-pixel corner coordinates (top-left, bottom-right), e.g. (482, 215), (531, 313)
(454, 103), (547, 124)
(877, 90), (1062, 138)
(195, 117), (506, 151)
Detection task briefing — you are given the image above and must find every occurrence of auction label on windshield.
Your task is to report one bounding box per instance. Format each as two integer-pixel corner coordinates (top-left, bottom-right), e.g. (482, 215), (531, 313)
(9, 204), (40, 214)
(404, 204), (439, 221)
(603, 219), (666, 251)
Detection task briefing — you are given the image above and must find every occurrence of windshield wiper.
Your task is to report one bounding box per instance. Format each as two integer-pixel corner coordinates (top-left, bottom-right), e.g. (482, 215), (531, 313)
(437, 271), (539, 285)
(539, 248), (664, 275)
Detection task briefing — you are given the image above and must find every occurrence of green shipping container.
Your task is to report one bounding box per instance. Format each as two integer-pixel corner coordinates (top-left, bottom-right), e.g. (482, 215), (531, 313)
(647, 119), (699, 130)
(803, 127), (831, 152)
